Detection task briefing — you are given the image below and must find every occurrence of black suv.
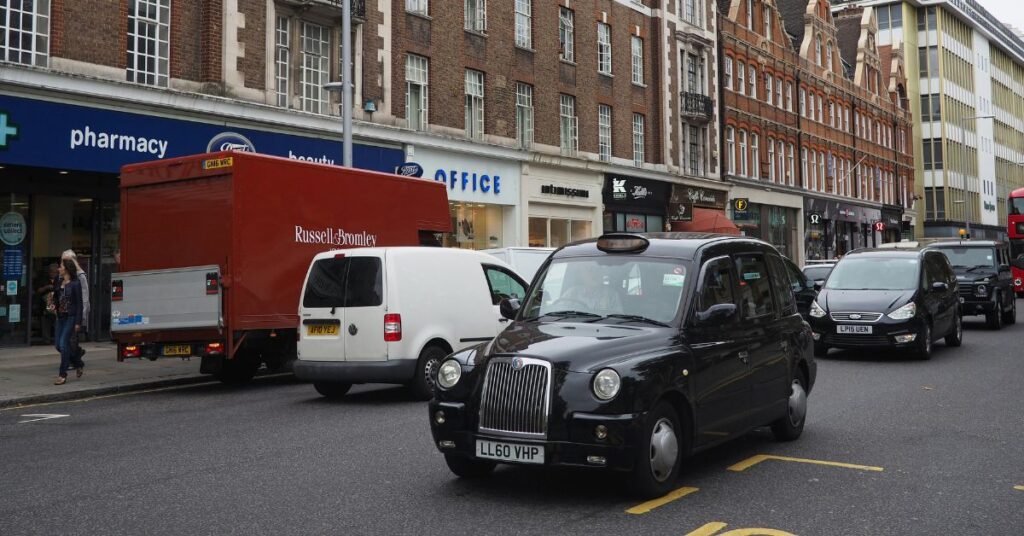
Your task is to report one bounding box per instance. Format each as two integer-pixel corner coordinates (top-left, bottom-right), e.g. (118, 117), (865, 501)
(808, 247), (962, 359)
(924, 240), (1017, 330)
(428, 233), (816, 498)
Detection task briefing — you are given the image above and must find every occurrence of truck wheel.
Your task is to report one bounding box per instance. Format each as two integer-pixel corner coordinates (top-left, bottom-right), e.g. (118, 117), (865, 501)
(409, 345), (448, 401)
(217, 357), (258, 384)
(314, 382), (351, 399)
(444, 454), (496, 478)
(1002, 296), (1017, 325)
(627, 401), (682, 499)
(771, 369), (808, 441)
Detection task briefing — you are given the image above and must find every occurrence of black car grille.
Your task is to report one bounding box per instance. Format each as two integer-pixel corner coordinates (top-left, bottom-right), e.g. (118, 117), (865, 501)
(478, 358), (551, 438)
(825, 333), (892, 346)
(830, 312), (883, 322)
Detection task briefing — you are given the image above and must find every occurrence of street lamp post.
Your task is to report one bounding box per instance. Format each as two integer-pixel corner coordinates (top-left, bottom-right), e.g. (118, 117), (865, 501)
(324, 0), (354, 168)
(955, 114), (994, 238)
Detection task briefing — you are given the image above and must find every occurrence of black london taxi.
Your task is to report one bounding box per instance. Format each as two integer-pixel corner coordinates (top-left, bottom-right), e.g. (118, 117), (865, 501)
(808, 247), (962, 359)
(924, 240), (1017, 330)
(428, 233), (817, 498)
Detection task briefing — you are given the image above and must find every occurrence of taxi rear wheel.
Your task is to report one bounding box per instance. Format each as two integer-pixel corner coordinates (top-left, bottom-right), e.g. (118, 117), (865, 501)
(444, 454), (496, 478)
(627, 401), (682, 499)
(770, 369), (807, 441)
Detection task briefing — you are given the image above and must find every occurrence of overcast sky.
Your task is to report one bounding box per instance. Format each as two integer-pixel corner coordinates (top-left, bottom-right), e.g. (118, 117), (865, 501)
(977, 0), (1024, 36)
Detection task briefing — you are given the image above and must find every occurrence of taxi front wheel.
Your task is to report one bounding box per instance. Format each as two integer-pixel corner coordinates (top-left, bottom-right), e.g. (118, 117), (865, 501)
(444, 454), (496, 478)
(627, 401), (682, 499)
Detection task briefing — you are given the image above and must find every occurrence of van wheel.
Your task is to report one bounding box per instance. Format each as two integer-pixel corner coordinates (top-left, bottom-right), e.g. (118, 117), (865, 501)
(770, 368), (808, 441)
(1002, 296), (1016, 325)
(314, 382), (351, 399)
(944, 313), (963, 347)
(627, 402), (682, 499)
(986, 297), (1004, 330)
(410, 345), (448, 401)
(444, 454), (496, 478)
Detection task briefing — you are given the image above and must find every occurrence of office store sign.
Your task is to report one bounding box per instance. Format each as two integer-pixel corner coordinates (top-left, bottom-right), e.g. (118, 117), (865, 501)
(412, 146), (520, 205)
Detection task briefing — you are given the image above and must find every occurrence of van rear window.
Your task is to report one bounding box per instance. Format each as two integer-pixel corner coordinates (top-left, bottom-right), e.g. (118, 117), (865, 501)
(303, 257), (383, 308)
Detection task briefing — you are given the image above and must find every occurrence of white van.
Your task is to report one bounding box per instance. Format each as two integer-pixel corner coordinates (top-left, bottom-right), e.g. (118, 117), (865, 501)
(482, 247), (555, 283)
(294, 247), (529, 399)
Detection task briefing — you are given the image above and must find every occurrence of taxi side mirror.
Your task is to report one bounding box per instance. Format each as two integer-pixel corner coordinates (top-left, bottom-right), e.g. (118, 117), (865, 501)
(499, 298), (521, 320)
(931, 281), (949, 292)
(695, 303), (737, 325)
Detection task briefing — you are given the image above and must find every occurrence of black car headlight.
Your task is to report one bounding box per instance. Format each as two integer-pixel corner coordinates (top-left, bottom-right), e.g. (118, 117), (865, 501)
(592, 368), (621, 401)
(436, 359), (462, 390)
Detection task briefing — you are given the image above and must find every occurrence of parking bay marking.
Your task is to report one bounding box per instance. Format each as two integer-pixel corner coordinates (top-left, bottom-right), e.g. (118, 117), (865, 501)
(18, 414), (69, 424)
(1014, 485), (1024, 492)
(685, 522), (797, 536)
(727, 454), (884, 473)
(624, 486), (699, 514)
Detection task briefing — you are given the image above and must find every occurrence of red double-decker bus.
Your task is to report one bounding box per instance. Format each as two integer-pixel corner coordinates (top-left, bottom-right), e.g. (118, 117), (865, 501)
(1010, 187), (1024, 297)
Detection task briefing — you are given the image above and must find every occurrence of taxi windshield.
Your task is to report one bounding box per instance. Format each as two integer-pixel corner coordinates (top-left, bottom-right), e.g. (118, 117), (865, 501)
(932, 246), (995, 270)
(521, 257), (688, 325)
(825, 257), (919, 291)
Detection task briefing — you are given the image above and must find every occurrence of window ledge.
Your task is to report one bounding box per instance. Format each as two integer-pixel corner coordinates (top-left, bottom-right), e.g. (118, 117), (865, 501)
(560, 58), (577, 66)
(405, 10), (432, 21)
(599, 72), (614, 78)
(632, 81), (647, 88)
(515, 45), (535, 53)
(464, 29), (488, 38)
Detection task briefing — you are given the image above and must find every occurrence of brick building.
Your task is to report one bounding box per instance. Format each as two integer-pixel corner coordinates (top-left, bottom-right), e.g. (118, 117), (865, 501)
(0, 0), (724, 345)
(720, 0), (914, 261)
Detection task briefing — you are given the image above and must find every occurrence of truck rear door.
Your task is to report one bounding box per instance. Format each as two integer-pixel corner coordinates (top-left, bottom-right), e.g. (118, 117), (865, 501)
(298, 256), (347, 361)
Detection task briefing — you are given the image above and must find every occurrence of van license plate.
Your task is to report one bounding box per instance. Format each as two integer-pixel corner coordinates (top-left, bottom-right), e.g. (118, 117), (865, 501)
(476, 440), (544, 464)
(306, 324), (339, 336)
(837, 325), (872, 334)
(163, 344), (191, 356)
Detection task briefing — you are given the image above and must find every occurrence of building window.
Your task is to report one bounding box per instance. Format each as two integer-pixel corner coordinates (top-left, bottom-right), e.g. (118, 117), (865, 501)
(751, 134), (760, 179)
(688, 125), (703, 176)
(816, 96), (823, 123)
(829, 101), (835, 127)
(739, 130), (748, 177)
(406, 0), (428, 15)
(597, 23), (612, 75)
(738, 61), (746, 95)
(1, 0), (50, 67)
(747, 0), (754, 31)
(465, 0), (486, 32)
(726, 127), (736, 174)
(815, 34), (822, 66)
(809, 150), (818, 191)
(515, 82), (533, 148)
(631, 36), (644, 85)
(465, 69), (485, 140)
(275, 16), (290, 108)
(799, 88), (806, 117)
(786, 82), (793, 111)
(777, 140), (785, 184)
(776, 76), (783, 108)
(763, 4), (771, 37)
(406, 54), (429, 131)
(126, 0), (171, 87)
(748, 65), (757, 98)
(923, 138), (943, 170)
(685, 0), (700, 27)
(724, 56), (733, 91)
(768, 139), (776, 182)
(765, 74), (773, 105)
(596, 105), (613, 162)
(801, 147), (808, 188)
(787, 144), (795, 186)
(826, 41), (833, 71)
(559, 8), (574, 62)
(560, 94), (578, 156)
(632, 114), (645, 167)
(530, 218), (592, 248)
(844, 106), (850, 131)
(298, 22), (329, 114)
(818, 151), (826, 192)
(515, 0), (531, 48)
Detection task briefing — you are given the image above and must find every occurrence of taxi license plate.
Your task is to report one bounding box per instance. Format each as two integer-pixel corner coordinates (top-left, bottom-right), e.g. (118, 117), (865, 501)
(837, 325), (872, 335)
(476, 440), (544, 464)
(306, 324), (340, 336)
(163, 344), (191, 356)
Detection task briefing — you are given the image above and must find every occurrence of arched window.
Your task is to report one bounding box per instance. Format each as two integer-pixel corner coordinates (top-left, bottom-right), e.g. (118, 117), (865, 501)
(826, 41), (834, 71)
(815, 34), (823, 66)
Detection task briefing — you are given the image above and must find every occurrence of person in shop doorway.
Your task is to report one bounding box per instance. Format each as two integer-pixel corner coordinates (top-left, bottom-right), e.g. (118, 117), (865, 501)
(35, 263), (59, 344)
(62, 250), (90, 347)
(54, 259), (85, 385)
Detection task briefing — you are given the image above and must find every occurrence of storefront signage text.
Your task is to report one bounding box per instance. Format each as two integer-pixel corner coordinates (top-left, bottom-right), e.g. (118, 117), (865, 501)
(294, 225), (378, 247)
(395, 162), (424, 178)
(984, 201), (996, 212)
(669, 202), (693, 222)
(604, 175), (669, 210)
(541, 185), (590, 198)
(687, 188), (727, 209)
(808, 212), (823, 225)
(0, 212), (26, 246)
(733, 198), (749, 214)
(435, 169), (502, 195)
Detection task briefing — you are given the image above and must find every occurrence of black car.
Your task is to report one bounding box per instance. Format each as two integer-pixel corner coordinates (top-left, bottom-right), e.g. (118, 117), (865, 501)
(783, 258), (818, 321)
(924, 240), (1017, 330)
(802, 263), (836, 290)
(428, 233), (817, 498)
(808, 247), (962, 359)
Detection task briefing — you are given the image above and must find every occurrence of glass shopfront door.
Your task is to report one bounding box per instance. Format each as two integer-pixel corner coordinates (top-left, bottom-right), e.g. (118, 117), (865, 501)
(1, 194), (30, 346)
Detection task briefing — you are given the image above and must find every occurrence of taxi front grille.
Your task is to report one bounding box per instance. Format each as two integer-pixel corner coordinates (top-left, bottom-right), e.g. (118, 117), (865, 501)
(478, 358), (551, 439)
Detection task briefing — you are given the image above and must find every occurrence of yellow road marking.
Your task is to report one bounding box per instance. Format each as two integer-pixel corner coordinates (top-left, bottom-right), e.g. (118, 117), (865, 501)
(727, 454), (883, 473)
(1014, 485), (1024, 492)
(686, 522), (729, 536)
(625, 486), (699, 514)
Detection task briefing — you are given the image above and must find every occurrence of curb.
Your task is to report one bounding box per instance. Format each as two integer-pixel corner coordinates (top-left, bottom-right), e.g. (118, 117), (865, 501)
(0, 375), (212, 410)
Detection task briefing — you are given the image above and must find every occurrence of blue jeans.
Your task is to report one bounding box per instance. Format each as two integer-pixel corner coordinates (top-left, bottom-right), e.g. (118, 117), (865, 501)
(55, 316), (84, 378)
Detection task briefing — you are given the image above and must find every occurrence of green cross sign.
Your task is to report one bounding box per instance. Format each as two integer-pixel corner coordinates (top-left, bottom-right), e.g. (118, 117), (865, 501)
(0, 112), (19, 149)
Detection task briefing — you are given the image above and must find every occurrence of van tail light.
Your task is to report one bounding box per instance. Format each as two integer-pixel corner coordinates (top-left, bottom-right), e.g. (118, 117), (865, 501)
(122, 345), (141, 358)
(206, 342), (224, 355)
(206, 272), (219, 295)
(384, 314), (402, 342)
(111, 280), (124, 301)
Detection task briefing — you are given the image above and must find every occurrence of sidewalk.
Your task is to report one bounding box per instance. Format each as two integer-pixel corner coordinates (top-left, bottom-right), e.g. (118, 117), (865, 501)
(0, 342), (207, 409)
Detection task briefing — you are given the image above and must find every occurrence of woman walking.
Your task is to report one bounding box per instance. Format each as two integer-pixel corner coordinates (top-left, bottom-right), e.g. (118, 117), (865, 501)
(54, 258), (85, 385)
(62, 250), (90, 343)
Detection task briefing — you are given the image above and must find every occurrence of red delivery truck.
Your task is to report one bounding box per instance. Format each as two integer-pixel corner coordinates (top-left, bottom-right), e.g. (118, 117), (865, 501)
(111, 151), (452, 382)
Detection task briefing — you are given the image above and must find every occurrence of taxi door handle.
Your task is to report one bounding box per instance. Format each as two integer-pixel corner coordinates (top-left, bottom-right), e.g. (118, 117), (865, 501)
(738, 351), (750, 364)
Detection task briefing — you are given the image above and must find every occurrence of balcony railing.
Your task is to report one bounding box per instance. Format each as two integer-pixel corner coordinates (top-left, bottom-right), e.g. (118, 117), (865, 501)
(681, 92), (712, 123)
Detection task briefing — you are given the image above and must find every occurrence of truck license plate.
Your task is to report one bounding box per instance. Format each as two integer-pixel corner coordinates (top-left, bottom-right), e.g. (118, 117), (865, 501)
(306, 324), (339, 336)
(163, 344), (191, 356)
(837, 325), (872, 335)
(476, 440), (544, 464)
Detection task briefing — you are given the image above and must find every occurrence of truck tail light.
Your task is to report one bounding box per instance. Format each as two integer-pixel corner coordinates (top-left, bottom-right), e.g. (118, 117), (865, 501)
(206, 272), (219, 295)
(111, 280), (124, 301)
(384, 314), (402, 342)
(206, 342), (224, 355)
(122, 345), (141, 358)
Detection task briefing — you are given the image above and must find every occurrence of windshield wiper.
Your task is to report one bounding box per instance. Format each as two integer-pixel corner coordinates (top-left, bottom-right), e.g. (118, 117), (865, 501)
(600, 314), (670, 327)
(521, 310), (602, 322)
(966, 265), (994, 273)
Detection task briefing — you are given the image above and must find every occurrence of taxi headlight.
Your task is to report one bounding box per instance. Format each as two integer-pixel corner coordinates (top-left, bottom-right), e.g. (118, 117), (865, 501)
(437, 359), (462, 390)
(810, 300), (827, 318)
(593, 369), (621, 401)
(887, 302), (917, 320)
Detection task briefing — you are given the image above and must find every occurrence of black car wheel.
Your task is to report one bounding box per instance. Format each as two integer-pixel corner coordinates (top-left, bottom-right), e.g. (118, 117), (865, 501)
(314, 381), (352, 399)
(444, 454), (496, 478)
(987, 296), (1004, 330)
(627, 401), (682, 499)
(916, 323), (932, 360)
(409, 345), (448, 401)
(1002, 295), (1017, 325)
(771, 368), (808, 441)
(944, 313), (962, 347)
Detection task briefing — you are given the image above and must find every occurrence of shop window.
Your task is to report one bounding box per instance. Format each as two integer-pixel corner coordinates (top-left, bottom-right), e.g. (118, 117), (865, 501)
(529, 217), (592, 247)
(126, 0), (170, 87)
(445, 203), (503, 250)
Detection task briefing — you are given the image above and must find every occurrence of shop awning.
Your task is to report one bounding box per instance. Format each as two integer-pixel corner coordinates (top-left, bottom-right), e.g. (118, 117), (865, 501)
(670, 208), (741, 235)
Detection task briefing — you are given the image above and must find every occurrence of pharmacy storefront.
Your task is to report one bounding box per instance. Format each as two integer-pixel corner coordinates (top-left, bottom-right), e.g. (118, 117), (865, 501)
(409, 146), (520, 250)
(0, 93), (403, 346)
(523, 164), (602, 247)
